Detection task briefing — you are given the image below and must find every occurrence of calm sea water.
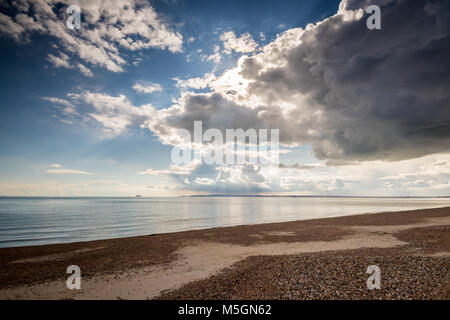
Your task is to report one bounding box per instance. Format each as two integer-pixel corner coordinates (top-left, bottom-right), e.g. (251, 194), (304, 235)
(0, 196), (449, 248)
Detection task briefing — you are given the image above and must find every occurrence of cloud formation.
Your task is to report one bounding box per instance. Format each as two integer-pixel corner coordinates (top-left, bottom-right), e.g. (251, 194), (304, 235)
(46, 52), (94, 76)
(71, 91), (154, 136)
(0, 0), (183, 74)
(220, 31), (258, 54)
(137, 153), (450, 196)
(141, 161), (271, 194)
(36, 0), (450, 195)
(149, 0), (450, 162)
(45, 164), (92, 175)
(132, 82), (163, 94)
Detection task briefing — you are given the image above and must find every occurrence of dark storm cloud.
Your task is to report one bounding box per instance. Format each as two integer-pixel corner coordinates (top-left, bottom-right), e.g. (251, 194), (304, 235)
(148, 0), (450, 162)
(238, 0), (450, 161)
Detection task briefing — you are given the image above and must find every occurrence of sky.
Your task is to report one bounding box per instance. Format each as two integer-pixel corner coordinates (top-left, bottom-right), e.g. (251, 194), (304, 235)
(0, 0), (449, 197)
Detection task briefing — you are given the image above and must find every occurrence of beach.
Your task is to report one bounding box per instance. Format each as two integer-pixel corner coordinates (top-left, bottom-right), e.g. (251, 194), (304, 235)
(0, 206), (448, 300)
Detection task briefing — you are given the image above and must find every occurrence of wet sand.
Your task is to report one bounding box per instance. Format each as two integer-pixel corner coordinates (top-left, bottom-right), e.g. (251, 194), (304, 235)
(0, 206), (449, 300)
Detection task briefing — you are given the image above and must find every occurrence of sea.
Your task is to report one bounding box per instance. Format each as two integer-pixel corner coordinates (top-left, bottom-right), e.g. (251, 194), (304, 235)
(0, 196), (449, 248)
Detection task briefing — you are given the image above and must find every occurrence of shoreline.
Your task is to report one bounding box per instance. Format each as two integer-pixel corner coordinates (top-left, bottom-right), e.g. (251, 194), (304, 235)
(2, 204), (450, 250)
(0, 206), (449, 299)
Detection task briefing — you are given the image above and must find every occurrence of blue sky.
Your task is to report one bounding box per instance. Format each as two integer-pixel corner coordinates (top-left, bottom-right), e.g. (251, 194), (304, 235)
(0, 0), (449, 196)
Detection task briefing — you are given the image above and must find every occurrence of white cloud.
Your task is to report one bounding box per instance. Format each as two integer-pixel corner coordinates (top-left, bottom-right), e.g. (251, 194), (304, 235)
(140, 162), (199, 176)
(77, 63), (93, 77)
(194, 177), (215, 185)
(45, 164), (93, 175)
(42, 97), (74, 108)
(132, 82), (163, 94)
(0, 0), (183, 75)
(71, 91), (155, 136)
(145, 162), (271, 194)
(42, 96), (79, 117)
(327, 178), (345, 191)
(47, 52), (71, 69)
(203, 52), (221, 64)
(46, 53), (93, 77)
(220, 31), (258, 54)
(45, 169), (93, 175)
(173, 73), (217, 90)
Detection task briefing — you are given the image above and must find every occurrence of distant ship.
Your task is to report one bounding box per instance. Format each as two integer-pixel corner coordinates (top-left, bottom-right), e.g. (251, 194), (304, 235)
(135, 195), (142, 198)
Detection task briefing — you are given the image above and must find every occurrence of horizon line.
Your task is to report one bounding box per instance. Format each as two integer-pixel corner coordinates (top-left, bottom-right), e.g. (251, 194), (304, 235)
(0, 195), (449, 199)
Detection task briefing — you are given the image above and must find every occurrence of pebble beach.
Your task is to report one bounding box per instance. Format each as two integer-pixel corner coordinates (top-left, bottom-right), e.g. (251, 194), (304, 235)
(0, 206), (448, 300)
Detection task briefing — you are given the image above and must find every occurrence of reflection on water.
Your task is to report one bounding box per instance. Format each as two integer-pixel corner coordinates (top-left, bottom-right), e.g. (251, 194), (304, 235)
(0, 196), (449, 248)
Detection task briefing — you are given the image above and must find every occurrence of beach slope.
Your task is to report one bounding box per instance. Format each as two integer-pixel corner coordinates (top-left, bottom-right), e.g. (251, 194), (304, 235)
(0, 207), (448, 300)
